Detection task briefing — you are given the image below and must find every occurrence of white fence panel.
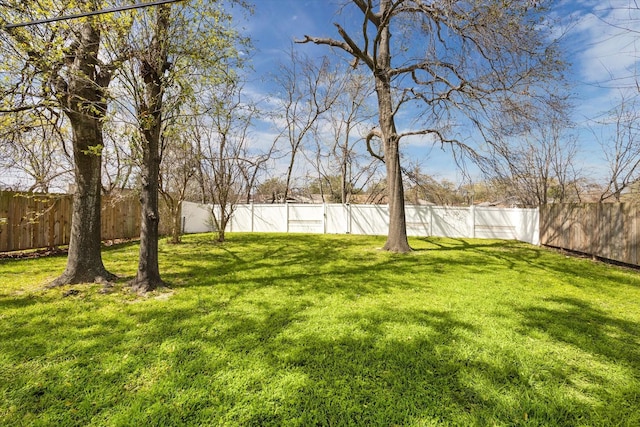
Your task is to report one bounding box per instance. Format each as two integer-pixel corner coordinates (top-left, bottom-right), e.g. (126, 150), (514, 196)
(182, 202), (214, 233)
(288, 204), (325, 233)
(515, 208), (540, 246)
(431, 207), (471, 238)
(252, 204), (285, 232)
(405, 206), (432, 236)
(180, 201), (540, 244)
(350, 205), (388, 235)
(326, 204), (349, 234)
(474, 207), (518, 240)
(230, 204), (253, 232)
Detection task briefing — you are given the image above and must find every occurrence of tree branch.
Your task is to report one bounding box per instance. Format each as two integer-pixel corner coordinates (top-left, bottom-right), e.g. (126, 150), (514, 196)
(0, 104), (43, 113)
(352, 0), (381, 26)
(365, 128), (384, 162)
(296, 24), (375, 70)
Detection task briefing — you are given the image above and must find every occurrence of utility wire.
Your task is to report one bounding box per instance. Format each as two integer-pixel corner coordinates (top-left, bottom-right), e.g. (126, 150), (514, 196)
(3, 0), (185, 29)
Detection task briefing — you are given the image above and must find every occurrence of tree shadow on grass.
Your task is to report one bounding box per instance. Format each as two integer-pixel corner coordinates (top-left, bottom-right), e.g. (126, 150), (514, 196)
(517, 296), (640, 371)
(7, 234), (640, 424)
(415, 237), (549, 268)
(158, 233), (638, 307)
(414, 237), (640, 291)
(3, 280), (636, 425)
(515, 297), (640, 424)
(113, 302), (477, 424)
(158, 234), (400, 294)
(0, 293), (41, 310)
(118, 298), (609, 425)
(161, 234), (585, 296)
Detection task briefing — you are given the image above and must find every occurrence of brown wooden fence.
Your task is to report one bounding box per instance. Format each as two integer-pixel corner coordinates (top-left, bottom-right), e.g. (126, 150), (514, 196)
(0, 191), (170, 252)
(540, 203), (640, 266)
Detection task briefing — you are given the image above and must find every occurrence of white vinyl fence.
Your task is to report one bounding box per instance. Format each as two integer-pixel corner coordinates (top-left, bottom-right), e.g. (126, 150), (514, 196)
(181, 202), (540, 245)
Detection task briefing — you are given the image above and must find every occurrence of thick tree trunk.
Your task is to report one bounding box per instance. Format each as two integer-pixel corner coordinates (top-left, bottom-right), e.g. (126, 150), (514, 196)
(49, 121), (116, 287)
(49, 22), (116, 287)
(217, 226), (226, 243)
(375, 9), (412, 253)
(219, 207), (231, 242)
(383, 136), (412, 253)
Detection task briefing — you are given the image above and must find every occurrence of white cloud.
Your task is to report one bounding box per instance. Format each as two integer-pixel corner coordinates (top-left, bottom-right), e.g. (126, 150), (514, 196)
(570, 1), (640, 86)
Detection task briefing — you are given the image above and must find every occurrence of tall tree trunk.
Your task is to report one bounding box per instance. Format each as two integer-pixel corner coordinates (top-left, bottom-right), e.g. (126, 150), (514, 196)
(49, 22), (116, 287)
(131, 131), (162, 292)
(130, 5), (170, 293)
(383, 133), (411, 252)
(217, 218), (227, 242)
(375, 4), (411, 253)
(284, 153), (296, 202)
(50, 119), (116, 286)
(341, 146), (348, 204)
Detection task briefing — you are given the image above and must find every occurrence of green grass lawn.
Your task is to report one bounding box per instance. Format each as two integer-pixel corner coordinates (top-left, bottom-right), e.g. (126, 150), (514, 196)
(1, 233), (639, 426)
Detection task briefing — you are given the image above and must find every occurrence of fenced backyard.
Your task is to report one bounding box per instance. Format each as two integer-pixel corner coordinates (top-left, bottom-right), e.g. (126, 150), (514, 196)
(4, 191), (640, 268)
(1, 198), (639, 425)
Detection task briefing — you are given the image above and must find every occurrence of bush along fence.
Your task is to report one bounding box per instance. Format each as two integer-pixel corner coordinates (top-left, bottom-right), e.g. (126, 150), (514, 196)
(181, 202), (541, 245)
(0, 191), (170, 252)
(540, 203), (640, 266)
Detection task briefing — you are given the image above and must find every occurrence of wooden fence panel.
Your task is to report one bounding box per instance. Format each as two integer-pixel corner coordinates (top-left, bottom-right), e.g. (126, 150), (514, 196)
(0, 192), (71, 252)
(1, 191), (172, 252)
(101, 196), (142, 241)
(540, 203), (640, 266)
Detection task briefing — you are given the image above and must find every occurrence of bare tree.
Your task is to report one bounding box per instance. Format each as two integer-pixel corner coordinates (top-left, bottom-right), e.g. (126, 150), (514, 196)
(488, 103), (581, 207)
(0, 109), (72, 192)
(273, 51), (342, 201)
(159, 133), (199, 244)
(237, 141), (278, 204)
(580, 2), (640, 201)
(196, 79), (259, 242)
(403, 167), (464, 206)
(101, 121), (137, 196)
(594, 93), (640, 202)
(306, 67), (381, 204)
(299, 0), (564, 252)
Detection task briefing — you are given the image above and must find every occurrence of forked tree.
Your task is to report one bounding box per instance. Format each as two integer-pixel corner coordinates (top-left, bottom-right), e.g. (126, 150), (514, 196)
(127, 4), (171, 292)
(309, 68), (378, 204)
(0, 109), (72, 192)
(159, 133), (199, 244)
(299, 0), (564, 252)
(594, 94), (640, 202)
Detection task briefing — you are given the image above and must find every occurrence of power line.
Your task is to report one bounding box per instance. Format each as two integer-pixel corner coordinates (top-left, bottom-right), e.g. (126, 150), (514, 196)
(3, 0), (185, 29)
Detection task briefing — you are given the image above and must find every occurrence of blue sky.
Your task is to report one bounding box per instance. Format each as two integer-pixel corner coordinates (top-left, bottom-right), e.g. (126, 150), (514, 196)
(235, 0), (640, 186)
